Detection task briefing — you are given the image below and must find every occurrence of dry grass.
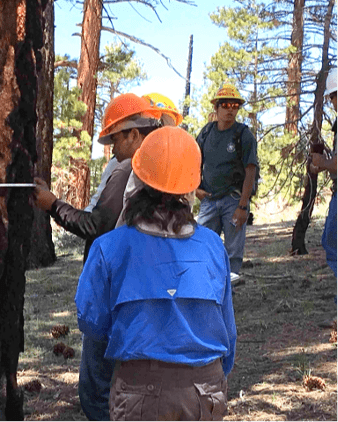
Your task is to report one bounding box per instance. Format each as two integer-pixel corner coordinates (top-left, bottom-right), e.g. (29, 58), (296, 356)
(21, 253), (84, 420)
(10, 200), (337, 420)
(226, 200), (337, 421)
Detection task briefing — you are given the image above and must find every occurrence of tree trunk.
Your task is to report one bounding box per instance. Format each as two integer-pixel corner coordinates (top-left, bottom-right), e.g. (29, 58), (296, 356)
(181, 35), (193, 131)
(78, 0), (102, 141)
(0, 0), (43, 418)
(285, 0), (304, 134)
(69, 0), (102, 208)
(65, 157), (91, 209)
(250, 32), (259, 140)
(27, 0), (56, 269)
(291, 0), (335, 254)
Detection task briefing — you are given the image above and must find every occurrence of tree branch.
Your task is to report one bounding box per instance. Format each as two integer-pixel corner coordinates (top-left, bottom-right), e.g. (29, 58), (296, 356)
(99, 25), (185, 79)
(54, 60), (78, 69)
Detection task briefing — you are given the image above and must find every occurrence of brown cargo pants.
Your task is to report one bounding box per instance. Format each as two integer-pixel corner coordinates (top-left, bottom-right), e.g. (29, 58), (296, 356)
(109, 358), (228, 421)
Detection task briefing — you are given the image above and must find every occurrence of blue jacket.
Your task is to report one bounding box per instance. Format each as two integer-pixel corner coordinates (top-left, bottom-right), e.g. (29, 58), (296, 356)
(75, 224), (237, 377)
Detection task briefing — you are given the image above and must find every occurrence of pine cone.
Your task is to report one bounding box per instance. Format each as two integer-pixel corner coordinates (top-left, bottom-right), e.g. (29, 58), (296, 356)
(62, 346), (75, 360)
(329, 330), (337, 344)
(51, 325), (70, 339)
(303, 375), (326, 391)
(24, 379), (42, 393)
(53, 342), (66, 356)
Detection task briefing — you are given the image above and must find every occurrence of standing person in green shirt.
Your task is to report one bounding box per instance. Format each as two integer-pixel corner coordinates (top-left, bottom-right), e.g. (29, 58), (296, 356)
(196, 83), (258, 275)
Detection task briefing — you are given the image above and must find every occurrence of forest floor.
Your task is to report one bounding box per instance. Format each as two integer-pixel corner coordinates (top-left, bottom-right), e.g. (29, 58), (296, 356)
(5, 205), (337, 421)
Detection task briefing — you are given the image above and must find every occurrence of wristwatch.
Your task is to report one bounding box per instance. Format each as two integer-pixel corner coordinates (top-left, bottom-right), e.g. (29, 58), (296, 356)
(237, 205), (248, 211)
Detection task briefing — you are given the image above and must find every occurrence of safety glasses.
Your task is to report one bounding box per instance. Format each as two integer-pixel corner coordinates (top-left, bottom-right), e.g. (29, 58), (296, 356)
(218, 102), (241, 110)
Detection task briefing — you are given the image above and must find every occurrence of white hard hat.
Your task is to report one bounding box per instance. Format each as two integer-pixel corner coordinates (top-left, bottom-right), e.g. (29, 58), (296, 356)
(325, 68), (337, 96)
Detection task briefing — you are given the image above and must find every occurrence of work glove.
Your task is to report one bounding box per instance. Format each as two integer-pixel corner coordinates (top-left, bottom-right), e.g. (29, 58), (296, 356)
(34, 177), (57, 212)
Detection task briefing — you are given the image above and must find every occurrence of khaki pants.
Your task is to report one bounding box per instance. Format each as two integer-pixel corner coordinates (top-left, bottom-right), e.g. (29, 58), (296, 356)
(109, 358), (227, 421)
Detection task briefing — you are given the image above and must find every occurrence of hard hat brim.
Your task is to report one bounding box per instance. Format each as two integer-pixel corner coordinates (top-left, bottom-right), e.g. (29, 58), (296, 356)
(98, 116), (161, 145)
(211, 97), (245, 105)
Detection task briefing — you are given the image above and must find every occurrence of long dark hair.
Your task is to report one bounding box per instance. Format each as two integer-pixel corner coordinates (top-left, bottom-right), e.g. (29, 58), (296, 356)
(124, 186), (195, 234)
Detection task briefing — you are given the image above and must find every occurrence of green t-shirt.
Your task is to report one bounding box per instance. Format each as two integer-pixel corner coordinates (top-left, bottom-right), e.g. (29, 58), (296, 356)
(197, 121), (258, 199)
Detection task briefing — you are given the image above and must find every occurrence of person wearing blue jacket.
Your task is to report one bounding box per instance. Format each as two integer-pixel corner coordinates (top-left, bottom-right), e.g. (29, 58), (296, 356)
(75, 126), (237, 421)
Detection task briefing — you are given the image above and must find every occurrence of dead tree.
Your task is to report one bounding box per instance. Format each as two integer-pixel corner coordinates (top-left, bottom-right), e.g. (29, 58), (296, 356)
(0, 0), (44, 418)
(181, 34), (193, 131)
(291, 0), (335, 254)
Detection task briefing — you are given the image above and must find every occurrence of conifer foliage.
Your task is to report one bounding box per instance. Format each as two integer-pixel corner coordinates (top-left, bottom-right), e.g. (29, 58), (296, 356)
(201, 0), (336, 207)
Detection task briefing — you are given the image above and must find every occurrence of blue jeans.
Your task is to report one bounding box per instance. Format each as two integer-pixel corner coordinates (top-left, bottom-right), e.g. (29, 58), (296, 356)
(197, 193), (247, 274)
(322, 192), (337, 277)
(79, 335), (115, 421)
(322, 191), (337, 277)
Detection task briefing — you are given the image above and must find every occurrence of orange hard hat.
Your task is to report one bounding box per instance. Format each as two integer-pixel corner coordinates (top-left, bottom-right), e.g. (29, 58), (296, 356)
(98, 93), (162, 145)
(132, 126), (201, 195)
(211, 83), (245, 105)
(142, 93), (183, 126)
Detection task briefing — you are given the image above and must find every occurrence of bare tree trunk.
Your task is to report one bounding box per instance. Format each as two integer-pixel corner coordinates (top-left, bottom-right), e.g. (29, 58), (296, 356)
(0, 0), (44, 418)
(250, 32), (259, 139)
(285, 0), (304, 134)
(291, 0), (335, 254)
(27, 0), (56, 268)
(78, 0), (102, 141)
(68, 0), (103, 208)
(181, 35), (193, 131)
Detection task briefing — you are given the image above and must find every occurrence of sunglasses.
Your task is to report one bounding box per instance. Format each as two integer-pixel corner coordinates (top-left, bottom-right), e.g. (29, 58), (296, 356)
(218, 102), (241, 110)
(329, 92), (337, 100)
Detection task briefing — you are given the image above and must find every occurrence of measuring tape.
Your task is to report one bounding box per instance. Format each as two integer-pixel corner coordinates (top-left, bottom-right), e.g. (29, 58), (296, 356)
(0, 183), (36, 187)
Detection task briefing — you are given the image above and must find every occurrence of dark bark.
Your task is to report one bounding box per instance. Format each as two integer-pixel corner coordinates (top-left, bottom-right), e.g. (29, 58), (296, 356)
(27, 0), (56, 269)
(291, 166), (317, 255)
(0, 0), (44, 418)
(291, 0), (335, 255)
(181, 35), (193, 131)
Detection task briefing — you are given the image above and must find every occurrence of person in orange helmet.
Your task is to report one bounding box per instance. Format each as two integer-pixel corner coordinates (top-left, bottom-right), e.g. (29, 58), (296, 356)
(142, 92), (183, 126)
(114, 92), (183, 227)
(75, 126), (237, 421)
(85, 92), (183, 213)
(34, 93), (163, 420)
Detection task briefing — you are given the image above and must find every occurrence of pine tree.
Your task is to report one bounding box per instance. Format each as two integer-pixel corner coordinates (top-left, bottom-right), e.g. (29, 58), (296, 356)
(201, 0), (336, 205)
(96, 41), (147, 162)
(53, 56), (91, 208)
(203, 0), (296, 200)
